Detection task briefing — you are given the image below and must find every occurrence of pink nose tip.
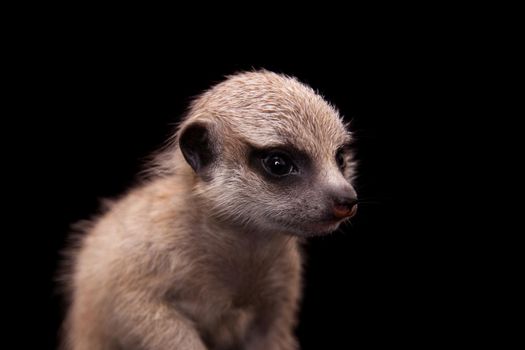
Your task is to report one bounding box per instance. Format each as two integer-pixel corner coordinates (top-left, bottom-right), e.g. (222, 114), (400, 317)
(333, 203), (358, 219)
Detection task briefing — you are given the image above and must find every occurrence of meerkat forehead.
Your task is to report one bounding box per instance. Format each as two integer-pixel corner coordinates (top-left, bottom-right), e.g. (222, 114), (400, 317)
(188, 71), (350, 160)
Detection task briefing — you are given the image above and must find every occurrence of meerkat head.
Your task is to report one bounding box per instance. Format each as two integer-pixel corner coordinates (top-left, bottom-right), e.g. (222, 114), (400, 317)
(174, 70), (357, 236)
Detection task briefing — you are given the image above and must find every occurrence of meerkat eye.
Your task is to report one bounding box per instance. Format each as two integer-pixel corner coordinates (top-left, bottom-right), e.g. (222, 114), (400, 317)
(336, 149), (346, 172)
(262, 152), (296, 177)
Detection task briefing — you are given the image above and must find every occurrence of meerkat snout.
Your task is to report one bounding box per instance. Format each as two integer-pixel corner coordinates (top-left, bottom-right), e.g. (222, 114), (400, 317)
(332, 190), (358, 219)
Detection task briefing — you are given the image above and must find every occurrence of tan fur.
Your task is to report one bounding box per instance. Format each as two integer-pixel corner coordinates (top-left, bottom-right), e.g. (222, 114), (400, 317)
(62, 71), (356, 349)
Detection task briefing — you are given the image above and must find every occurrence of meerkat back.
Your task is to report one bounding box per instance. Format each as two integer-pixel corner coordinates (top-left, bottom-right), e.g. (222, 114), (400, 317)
(62, 70), (357, 350)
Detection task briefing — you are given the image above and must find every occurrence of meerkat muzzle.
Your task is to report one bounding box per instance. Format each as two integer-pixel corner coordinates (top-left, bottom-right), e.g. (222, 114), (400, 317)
(333, 202), (358, 219)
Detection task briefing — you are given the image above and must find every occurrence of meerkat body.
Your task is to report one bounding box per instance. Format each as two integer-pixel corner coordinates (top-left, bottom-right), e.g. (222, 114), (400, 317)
(63, 71), (357, 350)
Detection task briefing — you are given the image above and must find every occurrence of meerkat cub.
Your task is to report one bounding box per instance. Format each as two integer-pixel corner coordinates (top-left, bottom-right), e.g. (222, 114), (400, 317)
(62, 71), (357, 350)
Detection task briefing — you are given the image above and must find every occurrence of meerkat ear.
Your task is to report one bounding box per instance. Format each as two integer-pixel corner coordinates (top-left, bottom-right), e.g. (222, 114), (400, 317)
(179, 121), (216, 175)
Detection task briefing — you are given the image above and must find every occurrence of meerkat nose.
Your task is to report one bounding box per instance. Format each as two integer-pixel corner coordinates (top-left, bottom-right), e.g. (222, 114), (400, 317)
(332, 196), (358, 219)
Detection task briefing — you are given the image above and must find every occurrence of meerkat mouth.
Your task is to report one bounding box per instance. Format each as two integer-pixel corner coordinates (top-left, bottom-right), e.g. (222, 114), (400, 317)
(297, 218), (345, 235)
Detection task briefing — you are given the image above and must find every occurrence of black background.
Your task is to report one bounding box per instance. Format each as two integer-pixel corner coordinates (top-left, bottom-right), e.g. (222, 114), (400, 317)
(22, 59), (471, 349)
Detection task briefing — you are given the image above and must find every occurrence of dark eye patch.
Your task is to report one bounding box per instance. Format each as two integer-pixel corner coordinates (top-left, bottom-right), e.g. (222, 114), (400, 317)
(262, 152), (297, 177)
(336, 149), (347, 171)
(247, 143), (311, 184)
(335, 141), (355, 174)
